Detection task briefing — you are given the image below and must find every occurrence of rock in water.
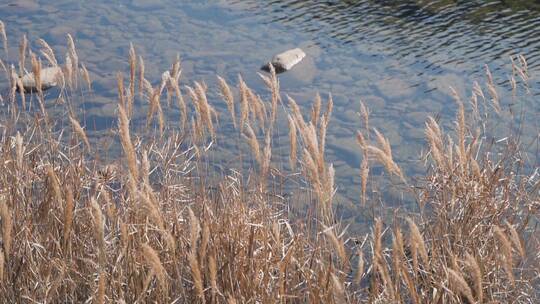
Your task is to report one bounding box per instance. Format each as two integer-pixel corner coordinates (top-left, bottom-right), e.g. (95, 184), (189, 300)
(261, 48), (306, 73)
(19, 66), (62, 92)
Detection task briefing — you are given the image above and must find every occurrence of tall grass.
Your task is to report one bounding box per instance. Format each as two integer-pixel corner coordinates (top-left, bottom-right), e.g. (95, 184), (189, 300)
(0, 22), (538, 303)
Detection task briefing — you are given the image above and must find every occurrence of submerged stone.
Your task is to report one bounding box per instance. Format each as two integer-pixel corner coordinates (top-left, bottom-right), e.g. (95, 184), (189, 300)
(261, 48), (306, 73)
(19, 66), (62, 92)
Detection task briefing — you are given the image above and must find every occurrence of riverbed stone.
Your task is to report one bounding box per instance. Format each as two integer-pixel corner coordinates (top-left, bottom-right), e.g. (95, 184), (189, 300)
(327, 136), (362, 167)
(405, 111), (428, 125)
(3, 0), (39, 13)
(341, 109), (359, 124)
(361, 95), (385, 110)
(376, 77), (415, 99)
(131, 0), (162, 10)
(428, 73), (467, 97)
(288, 55), (317, 84)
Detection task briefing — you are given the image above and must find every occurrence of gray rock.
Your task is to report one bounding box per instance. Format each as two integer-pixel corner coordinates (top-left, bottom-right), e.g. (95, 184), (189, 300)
(262, 48), (306, 73)
(19, 66), (62, 92)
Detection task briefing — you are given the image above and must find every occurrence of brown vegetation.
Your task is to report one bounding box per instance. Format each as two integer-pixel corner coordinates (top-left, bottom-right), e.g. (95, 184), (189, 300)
(0, 22), (538, 303)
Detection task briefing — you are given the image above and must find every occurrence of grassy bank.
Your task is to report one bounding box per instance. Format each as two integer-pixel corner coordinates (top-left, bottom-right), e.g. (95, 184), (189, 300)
(0, 21), (538, 303)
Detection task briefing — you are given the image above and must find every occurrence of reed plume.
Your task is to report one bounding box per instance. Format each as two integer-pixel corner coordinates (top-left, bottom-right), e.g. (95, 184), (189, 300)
(354, 250), (364, 285)
(195, 81), (215, 138)
(209, 249), (218, 302)
(288, 114), (297, 170)
(138, 55), (145, 97)
(62, 186), (74, 252)
(118, 103), (139, 183)
(243, 123), (261, 167)
(0, 249), (4, 282)
(96, 271), (106, 304)
(90, 197), (106, 266)
(407, 218), (428, 265)
(493, 225), (515, 284)
(505, 222), (525, 258)
(0, 200), (11, 263)
(238, 75), (249, 132)
(37, 38), (58, 66)
(218, 75), (236, 129)
(311, 93), (321, 127)
(128, 43), (136, 116)
(80, 63), (91, 90)
(323, 225), (347, 266)
(465, 253), (483, 303)
(117, 72), (126, 108)
(187, 208), (204, 300)
(359, 101), (369, 133)
(0, 20), (7, 56)
(18, 35), (27, 76)
(485, 65), (501, 114)
(331, 273), (346, 304)
(47, 166), (62, 207)
(67, 34), (79, 88)
(14, 132), (24, 170)
(425, 116), (444, 168)
(360, 153), (369, 206)
(69, 115), (91, 149)
(142, 243), (168, 295)
(447, 268), (475, 303)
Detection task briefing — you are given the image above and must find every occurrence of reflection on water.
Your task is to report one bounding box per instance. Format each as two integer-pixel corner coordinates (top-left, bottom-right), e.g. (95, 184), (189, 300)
(0, 0), (538, 225)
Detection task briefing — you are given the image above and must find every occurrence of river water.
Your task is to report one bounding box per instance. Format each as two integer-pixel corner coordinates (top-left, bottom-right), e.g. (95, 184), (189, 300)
(1, 0), (538, 225)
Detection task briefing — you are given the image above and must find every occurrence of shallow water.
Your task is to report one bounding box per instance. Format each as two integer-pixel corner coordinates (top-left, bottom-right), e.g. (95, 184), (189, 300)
(1, 0), (538, 224)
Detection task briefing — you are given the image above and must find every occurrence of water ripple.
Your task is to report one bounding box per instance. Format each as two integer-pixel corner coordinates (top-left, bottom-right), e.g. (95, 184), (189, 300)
(228, 0), (540, 77)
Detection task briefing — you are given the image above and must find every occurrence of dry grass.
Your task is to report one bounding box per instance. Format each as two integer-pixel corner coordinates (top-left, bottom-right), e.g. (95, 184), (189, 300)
(0, 22), (538, 303)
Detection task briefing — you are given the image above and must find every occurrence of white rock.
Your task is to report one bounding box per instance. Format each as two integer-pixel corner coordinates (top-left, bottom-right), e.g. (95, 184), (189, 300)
(20, 66), (62, 92)
(262, 48), (306, 73)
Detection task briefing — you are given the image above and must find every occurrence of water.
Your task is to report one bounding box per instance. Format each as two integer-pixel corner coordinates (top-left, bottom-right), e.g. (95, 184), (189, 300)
(1, 0), (538, 224)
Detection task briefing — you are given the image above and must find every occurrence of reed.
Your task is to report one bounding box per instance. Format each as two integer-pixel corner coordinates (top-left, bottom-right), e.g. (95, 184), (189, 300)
(80, 63), (91, 90)
(89, 198), (104, 261)
(37, 39), (58, 67)
(128, 43), (136, 115)
(494, 225), (515, 284)
(66, 34), (79, 88)
(62, 186), (74, 252)
(18, 35), (27, 76)
(118, 102), (139, 182)
(217, 76), (236, 129)
(286, 115), (297, 171)
(447, 268), (475, 303)
(0, 20), (7, 56)
(465, 253), (483, 303)
(0, 199), (11, 264)
(0, 23), (537, 303)
(243, 123), (261, 167)
(142, 243), (168, 295)
(69, 115), (91, 149)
